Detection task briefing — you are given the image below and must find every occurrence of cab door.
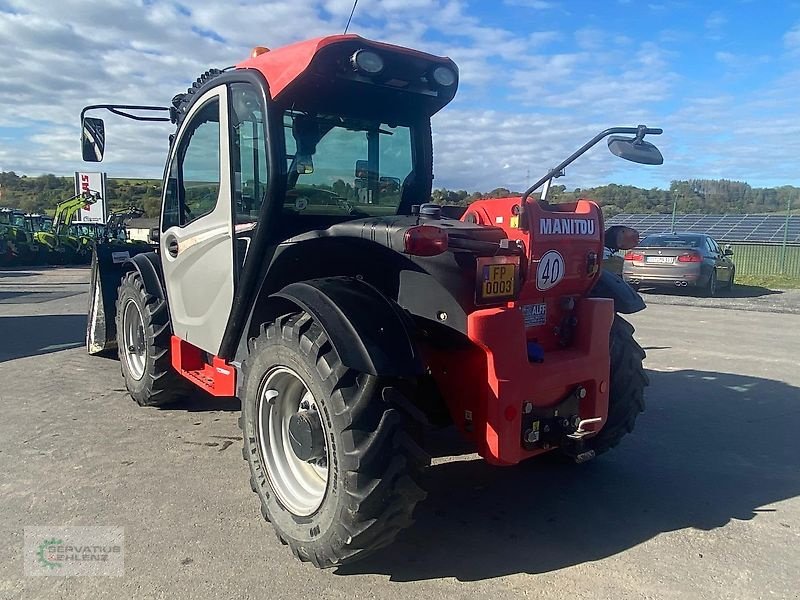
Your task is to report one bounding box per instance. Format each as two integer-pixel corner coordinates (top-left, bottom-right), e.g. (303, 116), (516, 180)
(160, 85), (235, 355)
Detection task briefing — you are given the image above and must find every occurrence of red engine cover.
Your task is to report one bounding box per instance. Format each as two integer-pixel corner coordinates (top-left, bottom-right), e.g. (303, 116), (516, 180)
(462, 196), (605, 350)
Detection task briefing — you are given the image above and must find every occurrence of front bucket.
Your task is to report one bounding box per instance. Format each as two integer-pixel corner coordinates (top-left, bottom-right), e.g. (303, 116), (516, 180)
(86, 241), (152, 355)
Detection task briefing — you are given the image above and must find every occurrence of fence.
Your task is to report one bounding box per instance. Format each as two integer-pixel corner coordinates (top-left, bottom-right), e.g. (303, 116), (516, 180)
(727, 243), (800, 277)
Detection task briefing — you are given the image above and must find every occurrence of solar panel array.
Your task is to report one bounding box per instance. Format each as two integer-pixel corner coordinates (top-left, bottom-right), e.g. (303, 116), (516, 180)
(606, 214), (800, 244)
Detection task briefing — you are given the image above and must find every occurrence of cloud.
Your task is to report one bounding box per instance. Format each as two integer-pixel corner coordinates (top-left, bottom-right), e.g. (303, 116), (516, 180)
(784, 22), (800, 53)
(0, 0), (798, 194)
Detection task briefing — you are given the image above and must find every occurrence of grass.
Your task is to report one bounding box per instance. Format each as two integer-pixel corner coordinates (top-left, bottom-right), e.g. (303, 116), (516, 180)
(736, 274), (800, 289)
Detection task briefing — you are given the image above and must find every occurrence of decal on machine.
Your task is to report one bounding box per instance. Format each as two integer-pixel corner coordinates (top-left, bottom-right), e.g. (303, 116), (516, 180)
(539, 218), (596, 236)
(536, 250), (565, 291)
(522, 303), (547, 327)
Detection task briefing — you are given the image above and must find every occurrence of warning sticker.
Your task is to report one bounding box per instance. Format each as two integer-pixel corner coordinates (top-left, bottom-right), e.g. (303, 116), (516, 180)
(111, 251), (131, 264)
(522, 303), (547, 327)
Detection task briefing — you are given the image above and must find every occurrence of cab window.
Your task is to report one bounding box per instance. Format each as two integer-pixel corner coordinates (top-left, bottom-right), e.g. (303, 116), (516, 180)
(163, 98), (221, 229)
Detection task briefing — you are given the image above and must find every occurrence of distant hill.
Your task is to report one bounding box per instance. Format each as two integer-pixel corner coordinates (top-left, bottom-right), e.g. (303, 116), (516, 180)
(1, 171), (797, 219)
(0, 172), (162, 217)
(432, 179), (800, 218)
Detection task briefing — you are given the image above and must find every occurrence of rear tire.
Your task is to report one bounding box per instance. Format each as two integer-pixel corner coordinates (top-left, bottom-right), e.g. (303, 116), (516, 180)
(240, 312), (429, 568)
(116, 270), (192, 406)
(585, 316), (648, 455)
(702, 270), (718, 297)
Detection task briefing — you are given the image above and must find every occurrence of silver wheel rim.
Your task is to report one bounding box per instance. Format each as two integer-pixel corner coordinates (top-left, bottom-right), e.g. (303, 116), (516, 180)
(122, 298), (147, 381)
(257, 366), (329, 516)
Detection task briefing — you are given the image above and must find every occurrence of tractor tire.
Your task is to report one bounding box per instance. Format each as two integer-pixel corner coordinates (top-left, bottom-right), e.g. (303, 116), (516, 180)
(240, 312), (429, 568)
(584, 315), (647, 455)
(115, 270), (192, 406)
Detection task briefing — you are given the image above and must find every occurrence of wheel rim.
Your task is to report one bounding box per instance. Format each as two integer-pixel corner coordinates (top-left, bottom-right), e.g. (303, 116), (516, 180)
(257, 366), (329, 516)
(122, 298), (147, 381)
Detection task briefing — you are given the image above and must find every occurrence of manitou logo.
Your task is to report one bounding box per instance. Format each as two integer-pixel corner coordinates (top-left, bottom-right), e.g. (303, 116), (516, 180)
(539, 218), (596, 236)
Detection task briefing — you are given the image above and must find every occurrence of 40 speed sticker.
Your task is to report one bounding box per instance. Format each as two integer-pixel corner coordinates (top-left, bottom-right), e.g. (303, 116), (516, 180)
(536, 250), (565, 291)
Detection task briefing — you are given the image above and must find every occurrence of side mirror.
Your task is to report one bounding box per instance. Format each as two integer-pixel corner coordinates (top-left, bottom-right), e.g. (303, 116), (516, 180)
(149, 228), (160, 245)
(355, 159), (370, 178)
(82, 117), (106, 162)
(604, 225), (640, 250)
(607, 135), (663, 165)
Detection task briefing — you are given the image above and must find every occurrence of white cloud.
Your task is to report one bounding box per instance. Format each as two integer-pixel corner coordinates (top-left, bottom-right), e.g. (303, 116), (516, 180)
(784, 22), (800, 53)
(0, 0), (798, 194)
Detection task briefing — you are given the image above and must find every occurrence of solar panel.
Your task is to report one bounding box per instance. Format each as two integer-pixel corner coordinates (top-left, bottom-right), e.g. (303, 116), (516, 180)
(605, 213), (800, 244)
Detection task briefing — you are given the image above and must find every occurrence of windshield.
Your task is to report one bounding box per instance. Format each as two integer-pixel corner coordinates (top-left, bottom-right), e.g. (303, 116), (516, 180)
(639, 234), (704, 248)
(283, 110), (413, 218)
(11, 213), (25, 227)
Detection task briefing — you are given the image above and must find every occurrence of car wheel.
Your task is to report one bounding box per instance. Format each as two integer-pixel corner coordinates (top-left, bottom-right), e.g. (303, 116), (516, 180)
(702, 270), (718, 297)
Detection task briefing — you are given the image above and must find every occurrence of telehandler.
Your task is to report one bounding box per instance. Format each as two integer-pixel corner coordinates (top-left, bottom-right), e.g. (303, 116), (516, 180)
(83, 34), (660, 567)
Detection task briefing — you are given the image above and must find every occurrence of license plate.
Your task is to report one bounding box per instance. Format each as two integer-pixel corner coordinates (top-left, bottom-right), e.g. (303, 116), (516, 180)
(646, 256), (674, 264)
(477, 259), (517, 301)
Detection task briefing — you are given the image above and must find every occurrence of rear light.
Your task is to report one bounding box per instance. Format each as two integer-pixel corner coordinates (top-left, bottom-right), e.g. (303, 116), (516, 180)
(404, 225), (448, 256)
(624, 251), (644, 261)
(677, 252), (702, 263)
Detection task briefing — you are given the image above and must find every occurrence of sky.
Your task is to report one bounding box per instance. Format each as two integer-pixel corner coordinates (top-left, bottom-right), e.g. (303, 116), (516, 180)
(1, 0), (799, 193)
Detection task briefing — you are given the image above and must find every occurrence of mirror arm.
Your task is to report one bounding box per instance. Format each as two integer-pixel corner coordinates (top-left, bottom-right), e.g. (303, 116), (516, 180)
(81, 104), (171, 123)
(520, 126), (662, 205)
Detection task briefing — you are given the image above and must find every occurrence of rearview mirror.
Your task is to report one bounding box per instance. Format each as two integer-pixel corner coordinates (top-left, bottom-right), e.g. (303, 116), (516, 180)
(355, 159), (370, 179)
(607, 135), (663, 165)
(82, 117), (106, 162)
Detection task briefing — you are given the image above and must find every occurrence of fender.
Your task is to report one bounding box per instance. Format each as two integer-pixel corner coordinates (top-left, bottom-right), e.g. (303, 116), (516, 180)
(260, 277), (423, 377)
(589, 269), (646, 314)
(86, 242), (159, 354)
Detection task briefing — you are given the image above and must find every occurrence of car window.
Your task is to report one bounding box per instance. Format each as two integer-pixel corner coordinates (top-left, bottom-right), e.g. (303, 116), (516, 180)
(639, 234), (704, 248)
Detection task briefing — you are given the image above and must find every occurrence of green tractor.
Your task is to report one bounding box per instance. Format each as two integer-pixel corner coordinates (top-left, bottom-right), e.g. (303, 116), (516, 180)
(25, 213), (65, 264)
(1, 208), (44, 266)
(23, 191), (99, 265)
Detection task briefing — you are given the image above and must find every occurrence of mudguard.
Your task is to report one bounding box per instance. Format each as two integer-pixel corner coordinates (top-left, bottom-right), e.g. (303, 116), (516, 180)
(86, 243), (159, 355)
(267, 277), (423, 377)
(589, 269), (646, 314)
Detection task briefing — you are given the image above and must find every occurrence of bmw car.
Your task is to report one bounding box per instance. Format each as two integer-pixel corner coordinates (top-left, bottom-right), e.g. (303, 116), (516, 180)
(622, 232), (735, 296)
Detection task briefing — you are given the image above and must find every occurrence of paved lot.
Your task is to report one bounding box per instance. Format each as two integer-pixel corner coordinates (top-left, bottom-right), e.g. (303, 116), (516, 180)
(1, 267), (798, 599)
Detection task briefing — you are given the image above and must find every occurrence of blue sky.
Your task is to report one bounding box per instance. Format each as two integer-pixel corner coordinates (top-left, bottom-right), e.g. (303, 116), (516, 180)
(1, 0), (799, 193)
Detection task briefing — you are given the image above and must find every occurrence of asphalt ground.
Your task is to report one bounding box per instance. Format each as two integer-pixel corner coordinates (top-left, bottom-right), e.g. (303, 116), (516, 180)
(1, 267), (798, 599)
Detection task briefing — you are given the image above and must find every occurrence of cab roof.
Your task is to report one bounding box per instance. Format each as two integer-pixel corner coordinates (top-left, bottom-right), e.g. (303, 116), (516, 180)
(235, 34), (456, 100)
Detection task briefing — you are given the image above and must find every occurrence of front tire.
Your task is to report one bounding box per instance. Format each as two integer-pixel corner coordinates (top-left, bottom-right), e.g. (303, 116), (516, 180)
(240, 312), (429, 568)
(585, 316), (648, 455)
(115, 270), (192, 406)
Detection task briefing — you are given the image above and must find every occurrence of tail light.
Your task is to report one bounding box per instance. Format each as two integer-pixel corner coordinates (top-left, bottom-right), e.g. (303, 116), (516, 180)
(677, 252), (702, 263)
(404, 225), (448, 256)
(624, 251), (644, 261)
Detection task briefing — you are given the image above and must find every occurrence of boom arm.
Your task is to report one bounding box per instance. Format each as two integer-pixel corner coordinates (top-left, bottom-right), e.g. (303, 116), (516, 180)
(53, 193), (97, 235)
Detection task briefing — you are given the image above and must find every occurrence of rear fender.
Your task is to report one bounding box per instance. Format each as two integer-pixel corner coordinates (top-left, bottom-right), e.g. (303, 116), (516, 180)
(589, 269), (646, 314)
(247, 277), (423, 377)
(86, 243), (161, 354)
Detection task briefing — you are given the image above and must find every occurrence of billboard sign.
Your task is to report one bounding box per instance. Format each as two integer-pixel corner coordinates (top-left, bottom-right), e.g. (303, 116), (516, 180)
(74, 172), (107, 223)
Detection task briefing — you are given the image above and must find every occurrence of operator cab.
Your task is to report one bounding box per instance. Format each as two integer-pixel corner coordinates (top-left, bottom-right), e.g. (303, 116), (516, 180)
(81, 35), (459, 356)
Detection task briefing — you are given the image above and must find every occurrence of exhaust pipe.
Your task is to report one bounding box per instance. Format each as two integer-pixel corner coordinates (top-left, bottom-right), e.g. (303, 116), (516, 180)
(674, 281), (688, 287)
